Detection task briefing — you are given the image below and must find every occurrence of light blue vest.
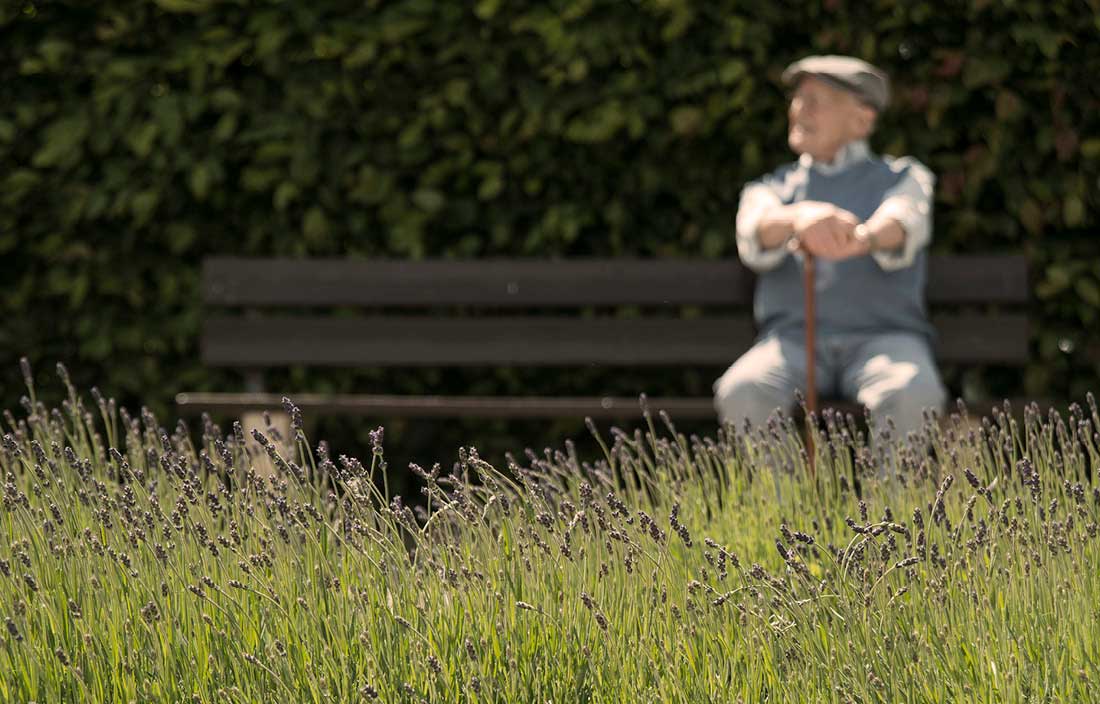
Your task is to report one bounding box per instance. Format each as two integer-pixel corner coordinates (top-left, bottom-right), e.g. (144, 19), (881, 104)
(753, 158), (935, 344)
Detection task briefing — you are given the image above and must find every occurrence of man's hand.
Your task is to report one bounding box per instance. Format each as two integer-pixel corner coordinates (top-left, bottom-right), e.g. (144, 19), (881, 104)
(755, 201), (875, 260)
(791, 202), (865, 260)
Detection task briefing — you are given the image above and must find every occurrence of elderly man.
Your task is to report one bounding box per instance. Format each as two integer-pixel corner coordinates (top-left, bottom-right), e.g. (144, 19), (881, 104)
(714, 55), (947, 443)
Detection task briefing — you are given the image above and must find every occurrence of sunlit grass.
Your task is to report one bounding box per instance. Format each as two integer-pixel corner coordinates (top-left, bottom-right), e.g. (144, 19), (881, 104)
(1, 361), (1098, 703)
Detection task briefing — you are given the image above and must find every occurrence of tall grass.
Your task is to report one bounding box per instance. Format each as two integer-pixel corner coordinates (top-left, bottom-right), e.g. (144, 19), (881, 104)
(1, 361), (1098, 703)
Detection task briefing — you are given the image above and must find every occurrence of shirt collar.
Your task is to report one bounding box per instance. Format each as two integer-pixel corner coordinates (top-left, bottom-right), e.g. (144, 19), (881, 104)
(797, 139), (871, 175)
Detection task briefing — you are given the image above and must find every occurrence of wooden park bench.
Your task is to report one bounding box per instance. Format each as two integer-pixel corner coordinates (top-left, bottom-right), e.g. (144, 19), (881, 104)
(175, 255), (1029, 421)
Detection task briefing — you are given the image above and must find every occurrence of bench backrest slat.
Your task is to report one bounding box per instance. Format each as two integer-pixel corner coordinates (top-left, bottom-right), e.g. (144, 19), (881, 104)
(203, 316), (756, 366)
(924, 254), (1029, 304)
(203, 258), (755, 307)
(202, 313), (1028, 367)
(202, 255), (1029, 307)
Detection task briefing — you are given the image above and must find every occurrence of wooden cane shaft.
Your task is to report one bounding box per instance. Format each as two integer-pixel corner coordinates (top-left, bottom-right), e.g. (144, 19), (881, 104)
(803, 254), (817, 478)
(803, 256), (817, 416)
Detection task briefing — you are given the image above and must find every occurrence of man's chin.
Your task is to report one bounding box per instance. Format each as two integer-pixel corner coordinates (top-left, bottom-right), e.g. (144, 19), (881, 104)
(788, 135), (811, 154)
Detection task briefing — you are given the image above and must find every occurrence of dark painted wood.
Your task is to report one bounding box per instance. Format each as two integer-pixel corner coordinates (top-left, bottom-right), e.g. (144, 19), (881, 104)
(173, 390), (1037, 420)
(202, 258), (756, 307)
(174, 392), (717, 419)
(201, 316), (757, 367)
(933, 313), (1029, 364)
(201, 312), (1028, 367)
(185, 253), (1031, 419)
(924, 254), (1028, 303)
(202, 255), (1028, 307)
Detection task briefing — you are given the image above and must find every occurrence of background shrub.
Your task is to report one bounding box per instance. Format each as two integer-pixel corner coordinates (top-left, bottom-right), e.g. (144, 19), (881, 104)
(2, 0), (1098, 467)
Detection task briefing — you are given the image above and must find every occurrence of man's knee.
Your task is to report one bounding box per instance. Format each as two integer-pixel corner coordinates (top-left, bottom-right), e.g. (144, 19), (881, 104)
(713, 370), (791, 427)
(864, 374), (947, 440)
(866, 375), (946, 412)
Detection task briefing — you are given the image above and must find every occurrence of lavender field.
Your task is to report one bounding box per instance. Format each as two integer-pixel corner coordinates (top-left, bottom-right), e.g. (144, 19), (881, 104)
(1, 363), (1097, 703)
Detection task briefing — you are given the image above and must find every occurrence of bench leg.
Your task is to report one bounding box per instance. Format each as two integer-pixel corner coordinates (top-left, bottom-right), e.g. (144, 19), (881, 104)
(240, 410), (292, 478)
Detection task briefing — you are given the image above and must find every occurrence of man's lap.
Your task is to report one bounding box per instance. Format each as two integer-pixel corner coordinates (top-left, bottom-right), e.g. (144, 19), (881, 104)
(716, 330), (941, 400)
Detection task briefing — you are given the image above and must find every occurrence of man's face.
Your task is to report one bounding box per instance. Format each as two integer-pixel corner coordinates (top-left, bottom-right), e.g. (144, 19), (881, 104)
(787, 76), (873, 162)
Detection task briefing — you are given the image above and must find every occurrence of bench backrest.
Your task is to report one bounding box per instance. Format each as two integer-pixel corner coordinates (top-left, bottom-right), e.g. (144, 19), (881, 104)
(200, 255), (1029, 368)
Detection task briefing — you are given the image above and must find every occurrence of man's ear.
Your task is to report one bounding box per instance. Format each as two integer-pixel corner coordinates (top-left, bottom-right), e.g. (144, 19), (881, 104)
(853, 103), (878, 139)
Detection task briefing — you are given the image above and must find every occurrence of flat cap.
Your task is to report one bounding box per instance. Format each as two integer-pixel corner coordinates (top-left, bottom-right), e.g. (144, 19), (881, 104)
(781, 55), (890, 111)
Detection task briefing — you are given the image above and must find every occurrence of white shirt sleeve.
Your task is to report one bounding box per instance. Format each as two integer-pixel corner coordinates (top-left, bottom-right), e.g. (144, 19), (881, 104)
(869, 158), (935, 271)
(735, 182), (790, 273)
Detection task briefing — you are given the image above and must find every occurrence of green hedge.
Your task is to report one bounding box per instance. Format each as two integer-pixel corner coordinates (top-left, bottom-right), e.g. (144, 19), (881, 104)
(2, 0), (1099, 432)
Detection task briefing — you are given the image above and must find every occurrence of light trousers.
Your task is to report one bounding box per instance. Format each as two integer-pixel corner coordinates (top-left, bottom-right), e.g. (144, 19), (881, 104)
(713, 331), (948, 443)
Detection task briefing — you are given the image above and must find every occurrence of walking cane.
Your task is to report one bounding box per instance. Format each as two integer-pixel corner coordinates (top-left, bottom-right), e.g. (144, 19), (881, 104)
(801, 248), (818, 479)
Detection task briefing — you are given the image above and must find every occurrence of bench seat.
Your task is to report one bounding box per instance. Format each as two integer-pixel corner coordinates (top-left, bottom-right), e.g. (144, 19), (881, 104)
(177, 255), (1030, 420)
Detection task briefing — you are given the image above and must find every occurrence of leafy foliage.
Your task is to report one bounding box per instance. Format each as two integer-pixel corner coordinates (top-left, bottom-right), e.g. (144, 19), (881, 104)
(1, 0), (1098, 439)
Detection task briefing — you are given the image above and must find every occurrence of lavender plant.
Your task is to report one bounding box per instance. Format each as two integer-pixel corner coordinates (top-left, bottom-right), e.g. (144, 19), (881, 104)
(0, 362), (1097, 703)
